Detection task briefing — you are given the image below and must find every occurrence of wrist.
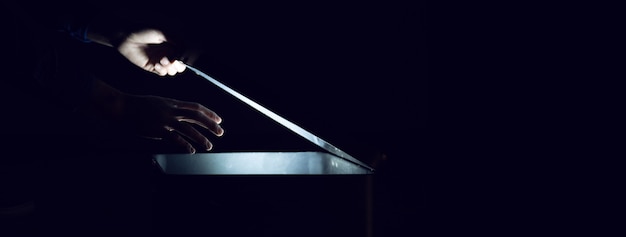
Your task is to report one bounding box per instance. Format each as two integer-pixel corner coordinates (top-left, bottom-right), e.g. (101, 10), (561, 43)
(86, 23), (128, 48)
(85, 11), (137, 48)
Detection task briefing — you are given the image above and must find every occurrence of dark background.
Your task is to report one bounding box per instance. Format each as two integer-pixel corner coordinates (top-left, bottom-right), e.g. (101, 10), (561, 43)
(132, 2), (428, 235)
(1, 1), (429, 236)
(45, 0), (428, 166)
(109, 0), (428, 159)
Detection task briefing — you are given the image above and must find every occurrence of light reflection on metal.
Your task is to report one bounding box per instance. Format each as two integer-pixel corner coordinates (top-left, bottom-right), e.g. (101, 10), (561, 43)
(154, 152), (373, 175)
(185, 64), (374, 172)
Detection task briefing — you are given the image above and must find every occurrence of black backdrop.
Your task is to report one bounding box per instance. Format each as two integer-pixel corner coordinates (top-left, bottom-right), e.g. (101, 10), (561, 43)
(2, 1), (428, 236)
(81, 0), (428, 169)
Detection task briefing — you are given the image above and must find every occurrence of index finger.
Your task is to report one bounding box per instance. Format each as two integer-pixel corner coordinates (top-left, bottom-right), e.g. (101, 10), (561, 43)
(174, 101), (222, 124)
(173, 60), (186, 73)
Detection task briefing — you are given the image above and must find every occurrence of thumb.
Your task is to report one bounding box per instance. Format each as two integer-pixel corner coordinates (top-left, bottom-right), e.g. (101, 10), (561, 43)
(133, 29), (168, 44)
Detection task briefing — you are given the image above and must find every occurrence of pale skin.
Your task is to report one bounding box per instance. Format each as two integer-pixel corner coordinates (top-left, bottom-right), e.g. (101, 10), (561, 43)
(84, 15), (223, 153)
(87, 24), (187, 76)
(91, 80), (224, 154)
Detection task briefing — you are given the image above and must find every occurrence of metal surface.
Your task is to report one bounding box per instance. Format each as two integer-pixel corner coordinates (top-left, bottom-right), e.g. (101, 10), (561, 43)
(154, 152), (373, 175)
(185, 64), (374, 172)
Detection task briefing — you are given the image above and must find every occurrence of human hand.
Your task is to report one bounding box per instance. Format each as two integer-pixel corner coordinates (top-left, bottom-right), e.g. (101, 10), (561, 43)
(118, 93), (224, 153)
(117, 29), (187, 76)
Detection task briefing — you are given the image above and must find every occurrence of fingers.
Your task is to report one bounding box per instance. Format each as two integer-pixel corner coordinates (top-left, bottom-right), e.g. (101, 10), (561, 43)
(154, 57), (186, 76)
(161, 57), (177, 76)
(164, 118), (218, 153)
(169, 121), (214, 151)
(175, 109), (224, 137)
(153, 63), (167, 76)
(164, 128), (196, 154)
(178, 117), (224, 137)
(154, 57), (171, 76)
(167, 101), (224, 152)
(173, 60), (186, 73)
(123, 29), (188, 76)
(174, 101), (223, 125)
(149, 98), (224, 153)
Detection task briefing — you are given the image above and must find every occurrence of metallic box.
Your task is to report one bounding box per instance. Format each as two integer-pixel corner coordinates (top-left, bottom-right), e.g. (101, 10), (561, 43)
(153, 151), (373, 175)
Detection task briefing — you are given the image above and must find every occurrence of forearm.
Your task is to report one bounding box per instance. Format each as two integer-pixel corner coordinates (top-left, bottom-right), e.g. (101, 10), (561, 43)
(86, 14), (132, 48)
(85, 9), (154, 48)
(85, 12), (131, 48)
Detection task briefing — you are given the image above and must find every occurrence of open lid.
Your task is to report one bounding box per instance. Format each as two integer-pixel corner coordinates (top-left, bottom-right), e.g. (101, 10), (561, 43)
(152, 65), (375, 175)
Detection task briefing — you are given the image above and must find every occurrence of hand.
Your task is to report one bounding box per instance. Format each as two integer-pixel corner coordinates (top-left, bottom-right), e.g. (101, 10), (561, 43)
(118, 93), (224, 154)
(117, 29), (187, 76)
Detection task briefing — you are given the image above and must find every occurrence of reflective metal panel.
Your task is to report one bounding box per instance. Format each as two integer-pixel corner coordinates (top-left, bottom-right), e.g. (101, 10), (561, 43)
(185, 65), (374, 172)
(153, 152), (373, 175)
